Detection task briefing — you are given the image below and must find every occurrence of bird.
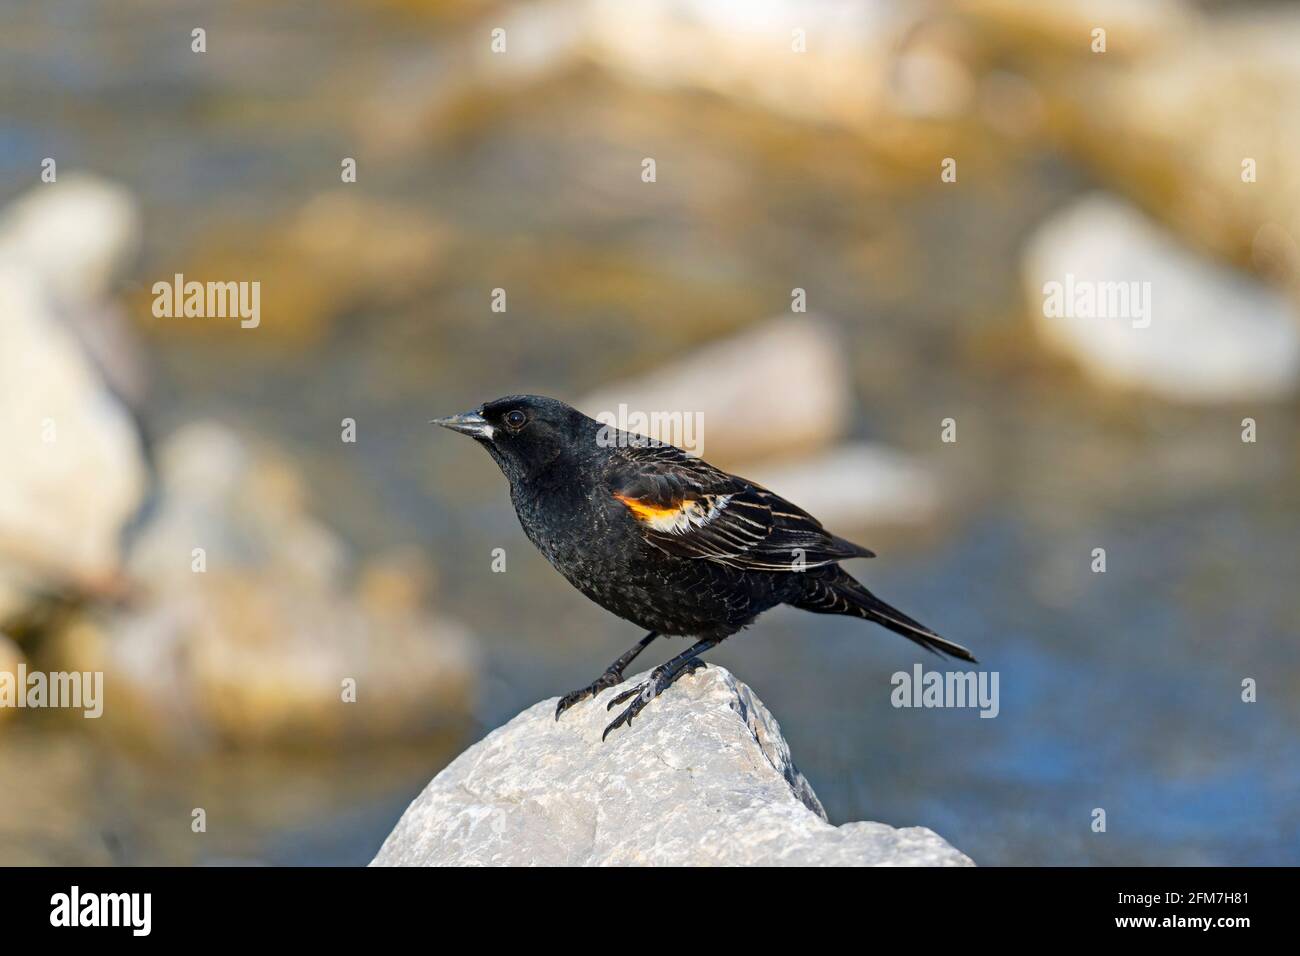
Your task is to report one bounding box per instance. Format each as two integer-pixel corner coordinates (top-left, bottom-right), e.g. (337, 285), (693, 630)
(432, 394), (976, 740)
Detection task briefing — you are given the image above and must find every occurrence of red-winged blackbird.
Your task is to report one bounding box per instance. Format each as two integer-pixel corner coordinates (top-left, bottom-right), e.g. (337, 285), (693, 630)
(433, 395), (975, 740)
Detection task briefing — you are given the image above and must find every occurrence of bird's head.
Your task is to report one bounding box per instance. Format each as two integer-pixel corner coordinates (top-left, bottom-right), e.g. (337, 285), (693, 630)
(431, 394), (598, 484)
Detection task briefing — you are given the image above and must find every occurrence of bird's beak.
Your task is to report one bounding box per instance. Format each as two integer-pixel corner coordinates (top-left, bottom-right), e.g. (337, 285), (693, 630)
(429, 410), (494, 440)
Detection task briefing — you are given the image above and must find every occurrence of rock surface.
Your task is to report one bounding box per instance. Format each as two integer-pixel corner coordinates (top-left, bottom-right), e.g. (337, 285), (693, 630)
(1023, 194), (1300, 402)
(372, 664), (972, 866)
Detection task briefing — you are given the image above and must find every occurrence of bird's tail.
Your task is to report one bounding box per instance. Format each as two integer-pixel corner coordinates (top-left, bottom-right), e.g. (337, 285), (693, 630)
(793, 570), (977, 663)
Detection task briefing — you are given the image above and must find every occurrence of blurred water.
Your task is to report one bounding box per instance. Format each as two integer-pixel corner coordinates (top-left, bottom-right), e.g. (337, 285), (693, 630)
(1, 0), (1297, 865)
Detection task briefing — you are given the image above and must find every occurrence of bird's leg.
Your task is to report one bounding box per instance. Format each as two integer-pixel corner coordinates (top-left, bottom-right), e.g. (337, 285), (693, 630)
(602, 638), (717, 741)
(555, 632), (659, 720)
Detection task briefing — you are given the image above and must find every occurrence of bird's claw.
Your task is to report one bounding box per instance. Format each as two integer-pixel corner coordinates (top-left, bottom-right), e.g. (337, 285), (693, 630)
(602, 675), (659, 740)
(601, 659), (707, 740)
(555, 668), (624, 720)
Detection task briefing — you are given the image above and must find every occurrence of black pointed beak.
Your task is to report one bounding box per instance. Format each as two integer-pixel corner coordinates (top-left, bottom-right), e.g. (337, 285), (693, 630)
(429, 410), (494, 439)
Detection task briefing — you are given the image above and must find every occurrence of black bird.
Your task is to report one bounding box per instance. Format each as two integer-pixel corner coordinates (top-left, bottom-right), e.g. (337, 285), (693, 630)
(432, 395), (975, 740)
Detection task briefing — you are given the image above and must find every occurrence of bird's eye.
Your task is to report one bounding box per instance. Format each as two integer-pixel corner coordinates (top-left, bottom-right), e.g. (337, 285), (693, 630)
(503, 409), (527, 430)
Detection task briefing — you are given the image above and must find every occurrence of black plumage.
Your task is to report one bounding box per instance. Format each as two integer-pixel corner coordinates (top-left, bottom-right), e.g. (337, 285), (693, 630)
(432, 394), (976, 739)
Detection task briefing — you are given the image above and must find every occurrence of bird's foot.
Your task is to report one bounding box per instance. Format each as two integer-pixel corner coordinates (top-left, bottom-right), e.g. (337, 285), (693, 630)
(555, 668), (626, 720)
(601, 659), (706, 741)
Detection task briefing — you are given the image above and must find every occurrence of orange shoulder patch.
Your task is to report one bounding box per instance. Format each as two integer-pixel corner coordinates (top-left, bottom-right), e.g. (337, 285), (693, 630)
(613, 493), (688, 523)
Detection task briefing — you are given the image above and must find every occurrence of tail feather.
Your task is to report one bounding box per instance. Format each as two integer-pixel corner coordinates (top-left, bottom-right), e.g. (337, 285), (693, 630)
(793, 572), (977, 663)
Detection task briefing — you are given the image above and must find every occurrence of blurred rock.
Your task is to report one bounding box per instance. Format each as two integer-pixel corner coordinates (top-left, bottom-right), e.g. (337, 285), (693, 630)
(0, 176), (149, 621)
(743, 442), (941, 531)
(579, 316), (853, 466)
(365, 0), (969, 160)
(0, 633), (23, 726)
(152, 193), (448, 344)
(1023, 194), (1300, 402)
(359, 0), (587, 155)
(1066, 10), (1300, 279)
(964, 5), (1300, 282)
(0, 173), (141, 310)
(977, 70), (1046, 141)
(582, 0), (898, 126)
(889, 43), (975, 120)
(0, 174), (148, 407)
(954, 0), (1193, 56)
(372, 664), (972, 866)
(0, 265), (148, 622)
(125, 422), (346, 591)
(56, 422), (477, 749)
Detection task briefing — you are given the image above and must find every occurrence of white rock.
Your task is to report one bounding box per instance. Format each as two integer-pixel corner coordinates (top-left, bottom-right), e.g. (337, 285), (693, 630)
(582, 0), (901, 127)
(742, 442), (941, 530)
(1023, 194), (1300, 402)
(372, 664), (972, 866)
(0, 175), (147, 405)
(0, 173), (141, 309)
(364, 1), (934, 156)
(0, 266), (148, 618)
(0, 175), (148, 620)
(579, 316), (854, 466)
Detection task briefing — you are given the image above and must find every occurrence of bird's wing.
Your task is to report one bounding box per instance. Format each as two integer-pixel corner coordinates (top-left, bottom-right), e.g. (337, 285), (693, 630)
(606, 441), (873, 571)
